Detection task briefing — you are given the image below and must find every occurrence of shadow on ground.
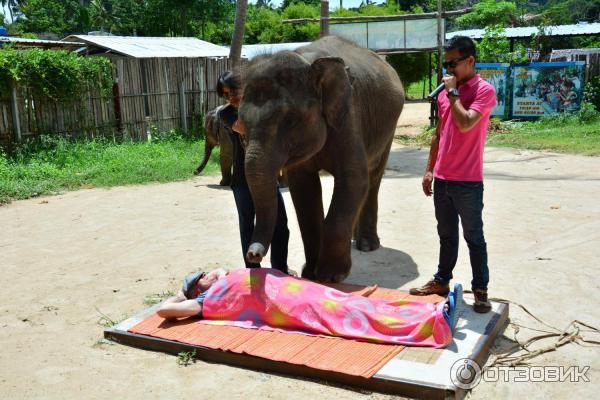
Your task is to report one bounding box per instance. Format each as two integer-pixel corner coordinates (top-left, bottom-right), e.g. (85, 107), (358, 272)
(345, 246), (421, 289)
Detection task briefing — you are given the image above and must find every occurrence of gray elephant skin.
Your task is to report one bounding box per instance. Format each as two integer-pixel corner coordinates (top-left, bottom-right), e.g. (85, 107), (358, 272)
(195, 105), (233, 186)
(240, 36), (405, 283)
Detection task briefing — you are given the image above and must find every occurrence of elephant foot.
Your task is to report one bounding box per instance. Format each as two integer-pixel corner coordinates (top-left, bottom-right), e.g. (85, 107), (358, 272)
(314, 257), (351, 283)
(301, 264), (316, 280)
(356, 235), (380, 252)
(219, 178), (231, 186)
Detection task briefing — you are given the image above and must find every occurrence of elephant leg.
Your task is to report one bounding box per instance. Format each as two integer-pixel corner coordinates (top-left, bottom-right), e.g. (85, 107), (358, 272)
(316, 173), (368, 283)
(287, 167), (324, 280)
(219, 131), (233, 186)
(355, 143), (392, 252)
(219, 150), (233, 186)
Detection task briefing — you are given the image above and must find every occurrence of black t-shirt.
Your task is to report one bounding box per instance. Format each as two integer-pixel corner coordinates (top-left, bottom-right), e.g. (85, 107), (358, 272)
(218, 104), (246, 188)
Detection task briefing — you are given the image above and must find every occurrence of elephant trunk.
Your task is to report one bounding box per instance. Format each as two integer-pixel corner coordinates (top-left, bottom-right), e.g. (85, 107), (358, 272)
(195, 143), (214, 175)
(245, 145), (282, 264)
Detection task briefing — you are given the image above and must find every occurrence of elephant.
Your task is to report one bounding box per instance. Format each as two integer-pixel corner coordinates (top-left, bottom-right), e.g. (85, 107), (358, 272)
(194, 105), (233, 186)
(239, 35), (405, 283)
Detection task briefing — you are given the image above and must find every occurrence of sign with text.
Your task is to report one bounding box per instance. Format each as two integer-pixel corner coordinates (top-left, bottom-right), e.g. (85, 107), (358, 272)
(476, 63), (510, 118)
(511, 62), (585, 118)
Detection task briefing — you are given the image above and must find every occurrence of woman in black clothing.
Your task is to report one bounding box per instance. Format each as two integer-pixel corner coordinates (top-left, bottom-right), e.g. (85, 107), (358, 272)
(216, 71), (290, 273)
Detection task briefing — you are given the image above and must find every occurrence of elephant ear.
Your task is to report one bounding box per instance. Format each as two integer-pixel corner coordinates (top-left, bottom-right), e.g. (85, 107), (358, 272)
(309, 57), (352, 130)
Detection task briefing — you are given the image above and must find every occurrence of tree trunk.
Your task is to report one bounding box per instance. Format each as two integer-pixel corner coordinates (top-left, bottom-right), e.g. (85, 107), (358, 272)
(229, 0), (248, 69)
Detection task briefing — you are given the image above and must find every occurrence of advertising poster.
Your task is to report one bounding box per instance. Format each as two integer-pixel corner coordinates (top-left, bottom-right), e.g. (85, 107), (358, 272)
(476, 63), (510, 118)
(511, 61), (585, 118)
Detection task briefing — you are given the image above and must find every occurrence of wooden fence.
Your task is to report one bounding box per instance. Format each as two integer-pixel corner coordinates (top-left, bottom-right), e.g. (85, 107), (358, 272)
(0, 56), (232, 149)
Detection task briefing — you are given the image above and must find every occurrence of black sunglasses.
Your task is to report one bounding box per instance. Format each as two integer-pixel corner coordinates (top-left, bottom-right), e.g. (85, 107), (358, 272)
(442, 55), (470, 69)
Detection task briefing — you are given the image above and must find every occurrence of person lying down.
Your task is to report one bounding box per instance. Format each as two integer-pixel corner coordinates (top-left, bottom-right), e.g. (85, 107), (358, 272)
(157, 268), (463, 348)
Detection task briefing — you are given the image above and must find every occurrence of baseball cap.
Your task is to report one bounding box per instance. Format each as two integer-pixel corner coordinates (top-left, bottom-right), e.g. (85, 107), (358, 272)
(181, 271), (205, 299)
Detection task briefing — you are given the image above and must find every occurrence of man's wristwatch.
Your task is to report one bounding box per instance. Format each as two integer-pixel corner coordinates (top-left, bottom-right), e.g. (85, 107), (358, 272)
(447, 88), (459, 98)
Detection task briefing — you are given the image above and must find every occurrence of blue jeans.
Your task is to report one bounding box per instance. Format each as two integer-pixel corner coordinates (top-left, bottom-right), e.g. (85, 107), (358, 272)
(231, 184), (289, 273)
(433, 178), (489, 290)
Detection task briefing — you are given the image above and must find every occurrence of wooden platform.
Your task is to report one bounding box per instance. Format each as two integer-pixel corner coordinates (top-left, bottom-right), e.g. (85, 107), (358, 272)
(105, 295), (508, 400)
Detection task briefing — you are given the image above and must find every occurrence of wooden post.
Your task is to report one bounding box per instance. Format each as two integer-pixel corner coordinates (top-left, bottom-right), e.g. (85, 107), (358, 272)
(179, 80), (188, 133)
(432, 0), (443, 127)
(113, 59), (123, 133)
(320, 1), (329, 38)
(436, 0), (443, 85)
(10, 81), (22, 143)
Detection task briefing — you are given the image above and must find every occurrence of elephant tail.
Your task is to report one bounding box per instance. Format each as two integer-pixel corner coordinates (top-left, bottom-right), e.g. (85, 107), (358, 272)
(194, 142), (214, 175)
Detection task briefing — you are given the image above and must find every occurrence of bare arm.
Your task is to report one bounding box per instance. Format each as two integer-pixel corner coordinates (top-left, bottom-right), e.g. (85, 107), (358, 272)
(422, 122), (441, 196)
(449, 96), (482, 133)
(156, 290), (202, 320)
(442, 75), (483, 133)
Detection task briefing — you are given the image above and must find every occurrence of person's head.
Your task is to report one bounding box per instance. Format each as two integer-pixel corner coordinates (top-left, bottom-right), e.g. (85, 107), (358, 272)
(217, 70), (242, 108)
(443, 36), (477, 83)
(181, 271), (219, 299)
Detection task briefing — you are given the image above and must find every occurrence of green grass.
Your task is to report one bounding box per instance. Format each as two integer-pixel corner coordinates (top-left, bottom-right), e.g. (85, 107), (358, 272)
(405, 79), (430, 100)
(0, 133), (220, 204)
(143, 290), (175, 307)
(396, 114), (600, 156)
(487, 119), (600, 155)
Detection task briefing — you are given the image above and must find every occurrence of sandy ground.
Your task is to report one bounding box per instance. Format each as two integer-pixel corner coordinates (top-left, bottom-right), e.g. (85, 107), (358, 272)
(1, 102), (600, 399)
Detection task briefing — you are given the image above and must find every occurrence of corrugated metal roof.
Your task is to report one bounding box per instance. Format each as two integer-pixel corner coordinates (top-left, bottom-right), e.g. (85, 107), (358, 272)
(447, 22), (600, 40)
(62, 35), (230, 58)
(240, 42), (310, 59)
(1, 36), (85, 47)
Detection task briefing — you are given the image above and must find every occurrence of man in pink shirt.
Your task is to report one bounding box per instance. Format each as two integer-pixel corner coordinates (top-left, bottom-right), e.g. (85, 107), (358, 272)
(410, 36), (496, 313)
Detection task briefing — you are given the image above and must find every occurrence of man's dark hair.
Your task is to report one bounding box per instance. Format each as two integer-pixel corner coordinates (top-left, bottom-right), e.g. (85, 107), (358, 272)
(216, 70), (242, 97)
(444, 36), (477, 59)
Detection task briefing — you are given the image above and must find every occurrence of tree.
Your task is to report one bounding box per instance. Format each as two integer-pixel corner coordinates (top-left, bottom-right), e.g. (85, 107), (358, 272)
(230, 0), (248, 68)
(89, 0), (121, 33)
(281, 2), (320, 42)
(17, 0), (69, 33)
(455, 0), (520, 28)
(281, 0), (320, 10)
(245, 5), (283, 43)
(477, 25), (528, 63)
(539, 0), (600, 25)
(386, 52), (430, 88)
(1, 0), (22, 23)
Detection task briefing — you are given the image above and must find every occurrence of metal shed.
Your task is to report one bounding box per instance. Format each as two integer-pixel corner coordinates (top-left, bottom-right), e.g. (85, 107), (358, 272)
(61, 35), (230, 58)
(446, 22), (600, 40)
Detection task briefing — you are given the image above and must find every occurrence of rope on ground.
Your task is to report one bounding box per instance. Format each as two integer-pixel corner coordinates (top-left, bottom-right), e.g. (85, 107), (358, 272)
(463, 290), (600, 367)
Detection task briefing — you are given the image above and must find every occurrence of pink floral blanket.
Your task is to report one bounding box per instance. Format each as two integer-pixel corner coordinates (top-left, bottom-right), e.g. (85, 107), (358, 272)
(201, 268), (452, 348)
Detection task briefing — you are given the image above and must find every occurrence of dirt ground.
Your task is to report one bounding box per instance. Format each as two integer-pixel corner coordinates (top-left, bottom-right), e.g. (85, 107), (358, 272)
(1, 102), (599, 399)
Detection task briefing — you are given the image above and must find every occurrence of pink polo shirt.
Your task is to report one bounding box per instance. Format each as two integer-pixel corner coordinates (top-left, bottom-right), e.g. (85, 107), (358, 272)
(434, 74), (496, 182)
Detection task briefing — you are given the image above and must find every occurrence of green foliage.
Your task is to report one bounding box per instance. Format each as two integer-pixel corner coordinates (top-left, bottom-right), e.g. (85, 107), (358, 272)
(245, 5), (284, 44)
(539, 0), (600, 25)
(280, 2), (320, 42)
(582, 76), (600, 112)
(0, 48), (113, 100)
(456, 0), (519, 28)
(177, 349), (197, 366)
(0, 134), (219, 204)
(18, 0), (68, 33)
(477, 25), (528, 63)
(143, 290), (175, 306)
(386, 52), (430, 89)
